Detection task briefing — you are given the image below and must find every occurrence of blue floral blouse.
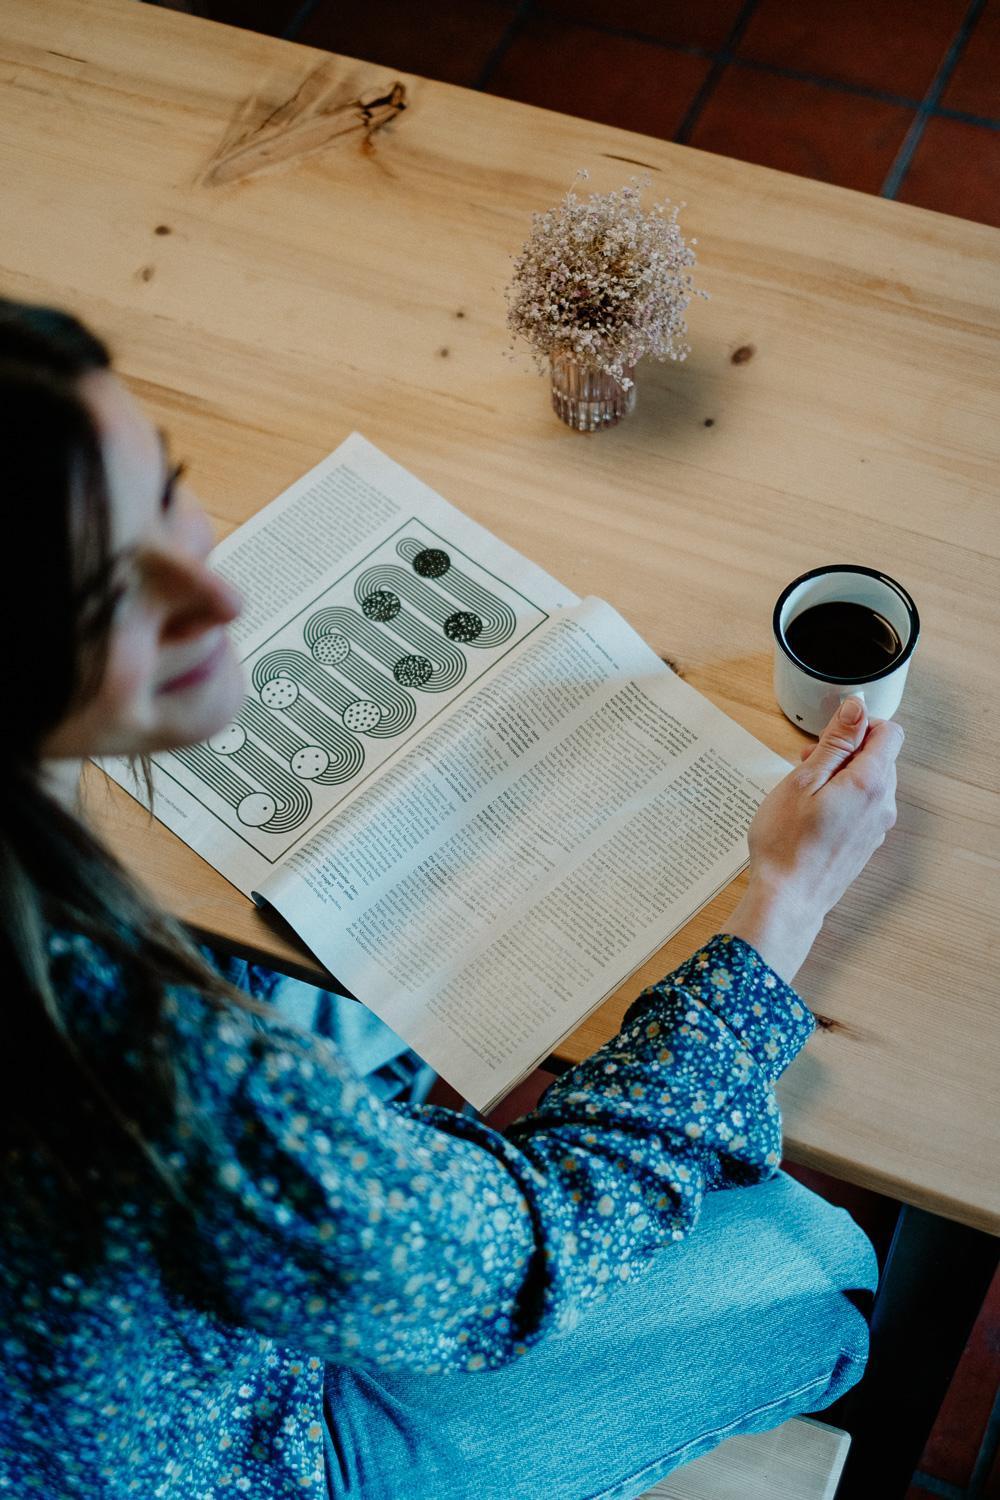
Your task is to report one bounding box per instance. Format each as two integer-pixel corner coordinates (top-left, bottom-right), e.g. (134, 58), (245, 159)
(0, 932), (813, 1496)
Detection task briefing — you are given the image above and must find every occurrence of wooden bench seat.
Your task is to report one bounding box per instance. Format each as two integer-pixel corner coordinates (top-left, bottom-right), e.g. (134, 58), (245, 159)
(639, 1417), (849, 1500)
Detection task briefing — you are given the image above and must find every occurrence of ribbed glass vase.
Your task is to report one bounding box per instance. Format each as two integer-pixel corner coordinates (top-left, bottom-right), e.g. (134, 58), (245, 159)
(549, 352), (636, 431)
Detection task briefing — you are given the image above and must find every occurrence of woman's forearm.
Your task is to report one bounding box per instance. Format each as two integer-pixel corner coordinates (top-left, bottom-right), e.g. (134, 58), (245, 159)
(721, 880), (823, 985)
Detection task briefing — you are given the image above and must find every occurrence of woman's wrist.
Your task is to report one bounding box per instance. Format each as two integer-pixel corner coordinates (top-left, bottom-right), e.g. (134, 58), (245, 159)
(721, 877), (823, 985)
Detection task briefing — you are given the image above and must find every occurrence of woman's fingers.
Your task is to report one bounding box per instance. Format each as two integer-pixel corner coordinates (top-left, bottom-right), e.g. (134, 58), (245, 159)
(844, 718), (905, 808)
(795, 697), (868, 791)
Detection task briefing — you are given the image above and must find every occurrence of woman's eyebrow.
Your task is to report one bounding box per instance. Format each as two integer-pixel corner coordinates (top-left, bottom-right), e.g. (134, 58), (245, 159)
(156, 426), (171, 492)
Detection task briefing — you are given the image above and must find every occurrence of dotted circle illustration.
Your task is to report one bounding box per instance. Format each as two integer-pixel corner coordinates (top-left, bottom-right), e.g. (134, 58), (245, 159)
(343, 699), (382, 733)
(412, 547), (450, 578)
(393, 654), (434, 688)
(444, 610), (483, 643)
(361, 589), (401, 623)
(208, 724), (246, 755)
(312, 633), (351, 666)
(238, 792), (277, 827)
(260, 675), (298, 710)
(291, 745), (331, 779)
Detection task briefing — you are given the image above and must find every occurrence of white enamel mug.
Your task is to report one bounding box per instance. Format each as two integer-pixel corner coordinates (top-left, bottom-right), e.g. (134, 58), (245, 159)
(773, 564), (919, 736)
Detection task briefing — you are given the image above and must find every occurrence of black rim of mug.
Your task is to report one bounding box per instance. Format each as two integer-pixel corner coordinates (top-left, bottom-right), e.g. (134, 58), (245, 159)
(773, 563), (920, 686)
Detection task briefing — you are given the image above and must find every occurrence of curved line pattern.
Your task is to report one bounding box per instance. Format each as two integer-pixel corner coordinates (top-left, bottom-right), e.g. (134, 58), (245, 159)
(255, 649), (410, 730)
(436, 573), (516, 646)
(396, 538), (517, 644)
(261, 636), (415, 735)
(254, 647), (412, 740)
(355, 564), (450, 625)
(377, 610), (466, 691)
(337, 654), (415, 735)
(241, 696), (363, 787)
(304, 605), (462, 693)
(359, 560), (516, 649)
(239, 698), (303, 758)
(397, 537), (447, 572)
(233, 743), (312, 832)
(284, 698), (366, 782)
(173, 744), (252, 808)
(303, 606), (397, 669)
(253, 650), (352, 712)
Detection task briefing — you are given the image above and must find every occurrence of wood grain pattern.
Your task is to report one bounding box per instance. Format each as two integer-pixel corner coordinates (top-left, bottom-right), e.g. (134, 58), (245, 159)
(3, 0), (998, 1231)
(200, 61), (406, 186)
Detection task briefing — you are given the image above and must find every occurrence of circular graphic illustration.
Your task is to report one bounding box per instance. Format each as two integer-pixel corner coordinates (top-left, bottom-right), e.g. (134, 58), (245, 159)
(312, 633), (351, 666)
(444, 610), (483, 643)
(260, 674), (299, 710)
(393, 654), (434, 688)
(412, 547), (451, 579)
(361, 589), (401, 623)
(208, 724), (246, 755)
(238, 792), (277, 827)
(291, 745), (331, 779)
(343, 699), (382, 734)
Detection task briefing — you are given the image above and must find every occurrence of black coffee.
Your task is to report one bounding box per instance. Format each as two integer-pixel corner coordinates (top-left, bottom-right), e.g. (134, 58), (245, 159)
(785, 601), (903, 678)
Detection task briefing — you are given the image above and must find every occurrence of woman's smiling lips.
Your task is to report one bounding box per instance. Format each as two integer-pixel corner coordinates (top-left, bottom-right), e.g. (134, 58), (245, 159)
(158, 633), (229, 695)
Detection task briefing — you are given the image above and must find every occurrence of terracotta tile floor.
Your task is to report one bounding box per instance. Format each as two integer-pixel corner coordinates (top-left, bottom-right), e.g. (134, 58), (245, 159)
(735, 0), (970, 99)
(686, 65), (913, 193)
(147, 0), (1000, 1491)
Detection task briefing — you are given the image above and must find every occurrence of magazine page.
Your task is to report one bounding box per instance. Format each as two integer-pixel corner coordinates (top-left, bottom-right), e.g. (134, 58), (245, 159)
(97, 434), (578, 894)
(260, 598), (791, 1110)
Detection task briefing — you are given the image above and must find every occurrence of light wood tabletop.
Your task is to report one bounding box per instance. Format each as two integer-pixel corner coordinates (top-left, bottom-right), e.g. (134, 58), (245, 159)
(3, 0), (998, 1232)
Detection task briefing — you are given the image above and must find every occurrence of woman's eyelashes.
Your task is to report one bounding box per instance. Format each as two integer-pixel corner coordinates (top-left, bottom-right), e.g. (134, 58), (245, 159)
(105, 458), (190, 617)
(161, 459), (187, 513)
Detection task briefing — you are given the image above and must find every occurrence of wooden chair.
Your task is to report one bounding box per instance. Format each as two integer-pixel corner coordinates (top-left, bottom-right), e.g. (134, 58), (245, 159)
(639, 1417), (849, 1500)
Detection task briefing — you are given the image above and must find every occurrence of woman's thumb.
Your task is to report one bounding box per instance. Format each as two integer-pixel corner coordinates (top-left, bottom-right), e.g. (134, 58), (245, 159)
(798, 697), (867, 789)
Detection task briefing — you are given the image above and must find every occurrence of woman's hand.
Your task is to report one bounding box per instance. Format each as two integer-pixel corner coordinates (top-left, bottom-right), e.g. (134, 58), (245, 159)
(722, 697), (903, 983)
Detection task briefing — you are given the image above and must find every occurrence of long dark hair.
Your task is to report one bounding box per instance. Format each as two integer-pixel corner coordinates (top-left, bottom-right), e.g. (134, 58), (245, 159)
(0, 298), (252, 1231)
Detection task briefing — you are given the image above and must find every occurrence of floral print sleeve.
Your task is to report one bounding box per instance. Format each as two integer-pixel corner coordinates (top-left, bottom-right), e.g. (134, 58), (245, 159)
(146, 932), (813, 1374)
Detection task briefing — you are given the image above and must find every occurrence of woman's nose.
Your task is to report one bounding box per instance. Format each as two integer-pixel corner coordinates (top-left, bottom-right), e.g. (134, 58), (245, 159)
(159, 552), (243, 643)
(158, 494), (243, 639)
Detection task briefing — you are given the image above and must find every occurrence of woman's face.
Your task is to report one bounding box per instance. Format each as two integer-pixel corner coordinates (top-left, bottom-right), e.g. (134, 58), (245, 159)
(41, 369), (246, 760)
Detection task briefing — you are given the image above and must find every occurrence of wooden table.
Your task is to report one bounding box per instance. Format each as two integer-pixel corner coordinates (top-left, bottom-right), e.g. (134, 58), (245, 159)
(5, 0), (997, 1223)
(3, 2), (997, 1480)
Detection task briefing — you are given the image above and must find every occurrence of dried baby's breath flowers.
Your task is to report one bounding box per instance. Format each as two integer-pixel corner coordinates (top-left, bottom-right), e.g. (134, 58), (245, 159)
(505, 171), (707, 389)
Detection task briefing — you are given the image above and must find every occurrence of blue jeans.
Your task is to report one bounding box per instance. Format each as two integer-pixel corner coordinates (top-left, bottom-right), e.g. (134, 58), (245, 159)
(209, 957), (437, 1104)
(323, 1171), (876, 1499)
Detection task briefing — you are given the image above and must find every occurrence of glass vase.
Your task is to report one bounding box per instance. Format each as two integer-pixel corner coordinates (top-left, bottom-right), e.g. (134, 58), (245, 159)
(549, 352), (636, 431)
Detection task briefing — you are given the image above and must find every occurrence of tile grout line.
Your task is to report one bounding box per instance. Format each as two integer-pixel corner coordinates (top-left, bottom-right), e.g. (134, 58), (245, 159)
(475, 0), (537, 93)
(880, 0), (988, 199)
(673, 0), (760, 146)
(724, 52), (918, 106)
(527, 9), (1000, 131)
(937, 103), (1000, 131)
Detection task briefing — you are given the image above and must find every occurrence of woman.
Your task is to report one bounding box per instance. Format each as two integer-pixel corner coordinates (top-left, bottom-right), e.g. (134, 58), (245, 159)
(0, 298), (901, 1499)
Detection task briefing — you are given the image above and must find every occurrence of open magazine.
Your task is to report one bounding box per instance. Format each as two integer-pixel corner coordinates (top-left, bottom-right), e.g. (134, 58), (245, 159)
(102, 434), (790, 1111)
